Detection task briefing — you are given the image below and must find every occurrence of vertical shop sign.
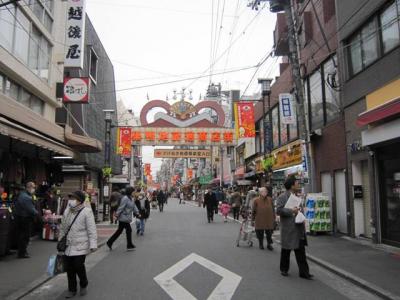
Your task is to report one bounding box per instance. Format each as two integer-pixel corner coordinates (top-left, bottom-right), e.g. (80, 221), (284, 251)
(116, 127), (132, 157)
(234, 102), (256, 138)
(65, 0), (86, 68)
(279, 94), (296, 125)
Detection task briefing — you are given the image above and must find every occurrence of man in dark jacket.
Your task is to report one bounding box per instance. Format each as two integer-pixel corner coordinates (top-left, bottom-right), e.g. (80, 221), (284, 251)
(203, 190), (217, 223)
(157, 190), (165, 212)
(135, 192), (150, 235)
(14, 182), (38, 258)
(276, 176), (313, 279)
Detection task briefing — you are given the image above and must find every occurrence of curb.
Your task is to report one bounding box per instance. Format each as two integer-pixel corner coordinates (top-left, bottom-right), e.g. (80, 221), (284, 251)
(5, 239), (108, 300)
(273, 238), (400, 300)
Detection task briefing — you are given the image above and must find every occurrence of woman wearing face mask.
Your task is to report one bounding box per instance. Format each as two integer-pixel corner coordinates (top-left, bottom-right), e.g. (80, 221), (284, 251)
(134, 191), (150, 235)
(59, 191), (97, 298)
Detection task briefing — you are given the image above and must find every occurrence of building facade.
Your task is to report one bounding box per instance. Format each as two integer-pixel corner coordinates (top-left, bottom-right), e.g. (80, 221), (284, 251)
(336, 0), (400, 246)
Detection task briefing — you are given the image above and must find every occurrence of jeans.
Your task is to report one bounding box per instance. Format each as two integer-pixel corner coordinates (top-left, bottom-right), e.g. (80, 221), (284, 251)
(16, 216), (32, 257)
(255, 229), (273, 247)
(136, 219), (146, 234)
(280, 240), (310, 276)
(64, 255), (88, 292)
(107, 221), (134, 248)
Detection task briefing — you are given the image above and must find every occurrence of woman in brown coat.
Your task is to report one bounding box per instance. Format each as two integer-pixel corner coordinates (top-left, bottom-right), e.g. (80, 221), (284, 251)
(252, 187), (275, 250)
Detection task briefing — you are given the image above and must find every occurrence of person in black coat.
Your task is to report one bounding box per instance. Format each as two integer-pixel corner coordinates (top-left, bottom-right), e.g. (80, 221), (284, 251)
(203, 190), (218, 223)
(135, 192), (150, 235)
(157, 190), (166, 212)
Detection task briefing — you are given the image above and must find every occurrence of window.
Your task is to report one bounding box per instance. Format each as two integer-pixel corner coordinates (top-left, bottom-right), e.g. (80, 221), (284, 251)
(19, 88), (31, 107)
(309, 71), (324, 130)
(361, 20), (379, 66)
(14, 8), (30, 64)
(272, 107), (279, 149)
(90, 49), (98, 83)
(29, 26), (40, 75)
(380, 2), (400, 53)
(288, 98), (298, 140)
(349, 34), (362, 74)
(39, 37), (50, 80)
(0, 3), (15, 51)
(8, 80), (19, 100)
(280, 108), (288, 145)
(30, 95), (44, 114)
(30, 0), (53, 32)
(324, 56), (341, 122)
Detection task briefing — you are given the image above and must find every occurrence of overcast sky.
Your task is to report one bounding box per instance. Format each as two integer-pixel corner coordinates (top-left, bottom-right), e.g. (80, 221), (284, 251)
(86, 0), (278, 173)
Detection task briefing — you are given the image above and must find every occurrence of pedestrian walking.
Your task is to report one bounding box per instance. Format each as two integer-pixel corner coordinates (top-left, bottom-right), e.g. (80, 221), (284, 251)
(59, 191), (97, 298)
(252, 187), (275, 251)
(109, 187), (122, 224)
(244, 187), (258, 210)
(203, 190), (217, 223)
(157, 190), (166, 212)
(135, 192), (150, 235)
(276, 176), (313, 280)
(230, 190), (242, 220)
(179, 191), (184, 204)
(107, 186), (139, 251)
(14, 182), (38, 259)
(220, 200), (231, 223)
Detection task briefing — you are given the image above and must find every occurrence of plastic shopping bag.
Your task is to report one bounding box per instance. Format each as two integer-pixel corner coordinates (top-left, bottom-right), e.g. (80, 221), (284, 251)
(47, 254), (65, 277)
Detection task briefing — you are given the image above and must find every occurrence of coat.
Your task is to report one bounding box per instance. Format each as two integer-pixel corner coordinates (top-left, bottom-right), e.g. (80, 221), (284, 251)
(230, 192), (242, 208)
(135, 198), (150, 220)
(203, 192), (217, 210)
(157, 191), (166, 204)
(276, 191), (307, 250)
(252, 196), (275, 230)
(220, 203), (231, 216)
(245, 190), (258, 209)
(14, 191), (38, 217)
(60, 206), (97, 256)
(116, 195), (139, 223)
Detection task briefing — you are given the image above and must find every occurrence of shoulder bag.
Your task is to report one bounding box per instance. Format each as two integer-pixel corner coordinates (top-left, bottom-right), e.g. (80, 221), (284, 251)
(57, 208), (84, 252)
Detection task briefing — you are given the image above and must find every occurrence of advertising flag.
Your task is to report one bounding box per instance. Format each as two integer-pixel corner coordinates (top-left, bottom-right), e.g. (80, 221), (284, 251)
(234, 102), (256, 138)
(117, 127), (132, 157)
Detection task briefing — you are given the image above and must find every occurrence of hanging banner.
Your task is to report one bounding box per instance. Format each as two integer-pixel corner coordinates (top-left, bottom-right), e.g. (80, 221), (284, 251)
(144, 163), (151, 176)
(116, 127), (132, 157)
(234, 102), (256, 138)
(65, 0), (86, 68)
(154, 149), (211, 158)
(279, 93), (296, 125)
(187, 169), (193, 180)
(131, 127), (236, 146)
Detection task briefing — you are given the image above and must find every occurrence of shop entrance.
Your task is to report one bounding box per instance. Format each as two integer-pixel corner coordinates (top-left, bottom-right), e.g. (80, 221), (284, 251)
(379, 143), (400, 247)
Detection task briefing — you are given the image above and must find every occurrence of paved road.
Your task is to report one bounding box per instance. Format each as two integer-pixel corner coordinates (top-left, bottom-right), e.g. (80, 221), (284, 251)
(23, 199), (380, 300)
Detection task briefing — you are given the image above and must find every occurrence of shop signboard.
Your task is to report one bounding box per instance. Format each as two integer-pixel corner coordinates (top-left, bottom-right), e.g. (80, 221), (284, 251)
(63, 77), (90, 103)
(279, 93), (296, 125)
(116, 127), (132, 157)
(131, 127), (236, 146)
(234, 102), (256, 138)
(154, 149), (211, 158)
(65, 0), (86, 68)
(353, 185), (363, 199)
(199, 175), (213, 185)
(272, 141), (303, 171)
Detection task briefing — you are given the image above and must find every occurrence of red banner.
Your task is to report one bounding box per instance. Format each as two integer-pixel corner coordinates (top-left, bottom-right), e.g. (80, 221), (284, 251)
(234, 102), (256, 138)
(117, 127), (132, 157)
(144, 163), (151, 176)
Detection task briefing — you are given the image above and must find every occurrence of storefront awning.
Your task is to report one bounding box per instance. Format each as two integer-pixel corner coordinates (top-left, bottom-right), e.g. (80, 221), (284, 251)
(357, 97), (400, 126)
(0, 117), (74, 157)
(64, 126), (102, 153)
(361, 117), (400, 146)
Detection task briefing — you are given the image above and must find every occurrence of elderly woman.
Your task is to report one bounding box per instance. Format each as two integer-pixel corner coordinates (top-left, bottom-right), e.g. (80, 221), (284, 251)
(60, 191), (97, 298)
(252, 187), (275, 251)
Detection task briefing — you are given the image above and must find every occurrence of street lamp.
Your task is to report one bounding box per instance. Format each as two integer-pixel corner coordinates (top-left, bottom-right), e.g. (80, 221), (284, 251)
(103, 109), (114, 222)
(257, 78), (273, 156)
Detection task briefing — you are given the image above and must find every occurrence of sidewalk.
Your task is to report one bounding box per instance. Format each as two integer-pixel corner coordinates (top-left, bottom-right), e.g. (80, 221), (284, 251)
(293, 234), (400, 300)
(0, 223), (115, 300)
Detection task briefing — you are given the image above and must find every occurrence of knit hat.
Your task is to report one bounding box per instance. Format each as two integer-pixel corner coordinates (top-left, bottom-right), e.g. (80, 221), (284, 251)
(71, 191), (86, 203)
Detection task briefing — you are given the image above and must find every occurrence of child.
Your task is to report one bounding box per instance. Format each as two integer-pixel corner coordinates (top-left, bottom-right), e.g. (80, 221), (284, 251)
(220, 201), (231, 223)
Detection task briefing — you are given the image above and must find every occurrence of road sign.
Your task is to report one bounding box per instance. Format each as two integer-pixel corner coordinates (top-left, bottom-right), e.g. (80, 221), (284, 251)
(63, 77), (90, 103)
(154, 253), (242, 300)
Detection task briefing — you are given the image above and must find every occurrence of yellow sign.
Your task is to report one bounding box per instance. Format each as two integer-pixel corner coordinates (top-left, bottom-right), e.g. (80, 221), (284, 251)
(154, 149), (211, 158)
(366, 78), (400, 110)
(272, 141), (303, 171)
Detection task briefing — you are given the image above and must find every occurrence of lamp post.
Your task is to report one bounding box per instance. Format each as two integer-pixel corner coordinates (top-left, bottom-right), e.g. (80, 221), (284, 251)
(258, 78), (273, 185)
(103, 109), (114, 222)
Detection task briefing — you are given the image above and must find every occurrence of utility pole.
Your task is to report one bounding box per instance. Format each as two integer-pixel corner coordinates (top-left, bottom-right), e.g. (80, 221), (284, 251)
(282, 0), (313, 191)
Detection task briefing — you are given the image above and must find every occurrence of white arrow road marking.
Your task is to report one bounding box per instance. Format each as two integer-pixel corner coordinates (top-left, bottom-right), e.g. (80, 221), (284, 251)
(154, 253), (242, 300)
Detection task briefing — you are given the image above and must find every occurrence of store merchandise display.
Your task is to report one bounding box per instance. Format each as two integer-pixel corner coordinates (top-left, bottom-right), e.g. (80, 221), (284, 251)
(305, 193), (332, 233)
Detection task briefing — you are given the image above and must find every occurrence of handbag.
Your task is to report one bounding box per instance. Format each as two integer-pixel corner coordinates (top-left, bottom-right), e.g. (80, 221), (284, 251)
(47, 254), (65, 277)
(57, 208), (83, 252)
